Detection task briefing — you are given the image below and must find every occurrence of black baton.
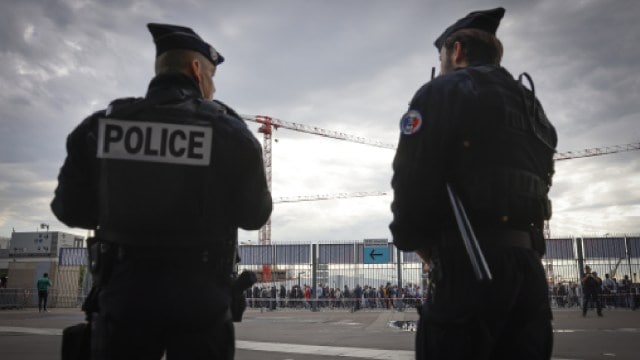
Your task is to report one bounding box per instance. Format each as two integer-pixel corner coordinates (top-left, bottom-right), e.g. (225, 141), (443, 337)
(446, 183), (492, 282)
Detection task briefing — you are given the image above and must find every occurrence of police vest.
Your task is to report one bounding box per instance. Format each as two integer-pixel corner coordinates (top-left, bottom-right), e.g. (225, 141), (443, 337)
(95, 97), (219, 247)
(451, 66), (557, 228)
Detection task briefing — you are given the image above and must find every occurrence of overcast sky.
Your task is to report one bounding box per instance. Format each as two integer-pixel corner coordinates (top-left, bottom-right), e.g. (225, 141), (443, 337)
(1, 0), (639, 244)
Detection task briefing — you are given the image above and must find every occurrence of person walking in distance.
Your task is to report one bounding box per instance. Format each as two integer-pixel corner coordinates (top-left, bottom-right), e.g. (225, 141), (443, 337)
(37, 273), (52, 312)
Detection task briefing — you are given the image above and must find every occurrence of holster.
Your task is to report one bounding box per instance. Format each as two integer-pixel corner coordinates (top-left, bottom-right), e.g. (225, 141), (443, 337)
(87, 237), (116, 288)
(61, 237), (114, 360)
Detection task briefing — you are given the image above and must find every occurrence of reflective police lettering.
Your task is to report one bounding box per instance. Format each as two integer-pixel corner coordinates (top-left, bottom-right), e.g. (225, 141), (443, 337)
(103, 124), (123, 153)
(97, 118), (212, 166)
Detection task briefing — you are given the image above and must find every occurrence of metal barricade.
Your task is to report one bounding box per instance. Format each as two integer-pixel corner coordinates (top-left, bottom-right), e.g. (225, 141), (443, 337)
(0, 288), (31, 309)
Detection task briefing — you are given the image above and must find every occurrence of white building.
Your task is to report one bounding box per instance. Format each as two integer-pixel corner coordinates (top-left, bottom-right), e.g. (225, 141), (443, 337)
(9, 231), (84, 258)
(4, 231), (85, 291)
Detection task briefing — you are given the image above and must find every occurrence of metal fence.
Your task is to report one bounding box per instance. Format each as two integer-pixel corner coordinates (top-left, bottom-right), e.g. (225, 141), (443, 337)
(237, 237), (640, 310)
(2, 236), (638, 310)
(238, 237), (639, 286)
(0, 288), (84, 309)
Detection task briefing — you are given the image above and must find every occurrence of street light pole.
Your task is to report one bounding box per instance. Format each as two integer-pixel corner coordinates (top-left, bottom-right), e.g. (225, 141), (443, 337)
(298, 272), (305, 289)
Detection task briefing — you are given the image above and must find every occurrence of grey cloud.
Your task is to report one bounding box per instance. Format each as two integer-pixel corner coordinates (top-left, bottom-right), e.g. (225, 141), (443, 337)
(1, 0), (638, 239)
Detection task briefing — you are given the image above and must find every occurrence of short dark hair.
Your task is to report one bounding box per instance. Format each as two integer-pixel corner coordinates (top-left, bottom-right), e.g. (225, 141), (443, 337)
(443, 28), (503, 66)
(155, 49), (210, 75)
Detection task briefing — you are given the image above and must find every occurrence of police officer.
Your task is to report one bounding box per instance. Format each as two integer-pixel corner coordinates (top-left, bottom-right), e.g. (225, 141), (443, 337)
(581, 266), (603, 316)
(390, 8), (557, 359)
(51, 23), (272, 359)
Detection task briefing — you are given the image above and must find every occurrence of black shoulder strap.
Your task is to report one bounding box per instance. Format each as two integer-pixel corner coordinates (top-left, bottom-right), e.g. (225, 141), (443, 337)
(517, 72), (537, 120)
(105, 90), (182, 119)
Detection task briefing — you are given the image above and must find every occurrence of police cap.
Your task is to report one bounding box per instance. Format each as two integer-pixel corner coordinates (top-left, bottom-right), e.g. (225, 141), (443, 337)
(147, 23), (224, 66)
(434, 7), (505, 50)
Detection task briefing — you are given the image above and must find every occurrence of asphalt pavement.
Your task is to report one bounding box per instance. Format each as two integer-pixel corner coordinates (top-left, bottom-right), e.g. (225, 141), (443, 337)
(1, 306), (639, 359)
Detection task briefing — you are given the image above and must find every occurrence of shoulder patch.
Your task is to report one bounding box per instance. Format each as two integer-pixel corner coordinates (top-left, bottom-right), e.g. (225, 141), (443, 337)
(399, 110), (422, 135)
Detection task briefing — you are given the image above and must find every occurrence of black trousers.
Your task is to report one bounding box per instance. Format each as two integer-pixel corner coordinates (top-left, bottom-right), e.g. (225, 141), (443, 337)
(416, 239), (553, 360)
(91, 249), (234, 360)
(38, 290), (49, 310)
(582, 291), (602, 315)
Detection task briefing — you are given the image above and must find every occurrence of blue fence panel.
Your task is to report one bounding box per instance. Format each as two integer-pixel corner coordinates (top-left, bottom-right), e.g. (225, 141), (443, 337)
(402, 251), (422, 263)
(544, 238), (575, 259)
(275, 244), (310, 265)
(58, 248), (88, 266)
(238, 245), (273, 265)
(629, 237), (640, 258)
(319, 244), (354, 264)
(583, 237), (626, 258)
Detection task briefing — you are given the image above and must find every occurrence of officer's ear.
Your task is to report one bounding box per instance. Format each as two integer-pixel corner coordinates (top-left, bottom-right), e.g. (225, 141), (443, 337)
(452, 41), (467, 67)
(189, 59), (203, 84)
(188, 58), (210, 99)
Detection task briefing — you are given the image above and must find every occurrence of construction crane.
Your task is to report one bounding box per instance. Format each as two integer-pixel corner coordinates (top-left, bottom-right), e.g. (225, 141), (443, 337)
(242, 113), (639, 243)
(241, 114), (394, 244)
(274, 191), (388, 204)
(555, 142), (640, 161)
(545, 142), (640, 238)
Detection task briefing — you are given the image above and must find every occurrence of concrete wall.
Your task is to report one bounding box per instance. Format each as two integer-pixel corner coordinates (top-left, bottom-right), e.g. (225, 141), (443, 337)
(8, 260), (58, 289)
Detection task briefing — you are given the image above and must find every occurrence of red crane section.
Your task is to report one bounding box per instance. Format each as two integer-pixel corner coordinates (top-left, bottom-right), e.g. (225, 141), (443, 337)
(242, 114), (394, 244)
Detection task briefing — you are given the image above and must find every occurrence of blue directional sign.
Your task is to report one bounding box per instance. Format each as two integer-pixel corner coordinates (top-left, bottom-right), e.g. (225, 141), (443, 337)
(363, 239), (389, 264)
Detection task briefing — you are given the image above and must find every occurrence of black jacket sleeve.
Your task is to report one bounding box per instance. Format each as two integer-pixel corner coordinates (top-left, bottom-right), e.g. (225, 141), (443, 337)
(390, 74), (473, 251)
(227, 123), (273, 231)
(50, 113), (101, 229)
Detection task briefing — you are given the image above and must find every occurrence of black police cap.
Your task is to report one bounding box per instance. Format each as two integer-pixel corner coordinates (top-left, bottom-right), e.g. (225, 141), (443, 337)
(147, 23), (224, 66)
(434, 7), (505, 50)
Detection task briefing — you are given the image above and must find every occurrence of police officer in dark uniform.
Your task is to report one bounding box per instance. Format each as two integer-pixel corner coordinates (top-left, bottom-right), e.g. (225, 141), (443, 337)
(51, 23), (272, 359)
(581, 266), (603, 317)
(390, 8), (557, 359)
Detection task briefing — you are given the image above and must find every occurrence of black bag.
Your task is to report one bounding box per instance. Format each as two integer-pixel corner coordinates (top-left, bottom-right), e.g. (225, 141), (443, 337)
(61, 322), (91, 360)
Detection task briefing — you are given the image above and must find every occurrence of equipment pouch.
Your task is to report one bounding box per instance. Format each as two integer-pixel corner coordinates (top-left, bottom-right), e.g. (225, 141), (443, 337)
(87, 237), (115, 287)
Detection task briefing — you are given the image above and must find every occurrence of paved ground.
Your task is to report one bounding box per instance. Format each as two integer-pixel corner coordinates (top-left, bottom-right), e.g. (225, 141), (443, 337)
(1, 306), (639, 359)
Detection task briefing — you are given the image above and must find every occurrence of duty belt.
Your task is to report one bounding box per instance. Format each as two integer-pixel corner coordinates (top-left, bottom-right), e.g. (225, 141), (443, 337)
(474, 228), (533, 250)
(111, 243), (231, 280)
(97, 229), (214, 248)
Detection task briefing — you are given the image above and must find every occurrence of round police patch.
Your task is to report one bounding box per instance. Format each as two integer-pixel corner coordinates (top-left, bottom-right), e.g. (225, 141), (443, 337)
(399, 110), (422, 135)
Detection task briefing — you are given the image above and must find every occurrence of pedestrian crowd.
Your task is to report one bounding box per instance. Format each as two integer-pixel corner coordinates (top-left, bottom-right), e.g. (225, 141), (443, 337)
(245, 282), (424, 311)
(551, 273), (639, 312)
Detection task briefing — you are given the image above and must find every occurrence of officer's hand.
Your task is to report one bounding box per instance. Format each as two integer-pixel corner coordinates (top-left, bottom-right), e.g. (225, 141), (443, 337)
(230, 271), (257, 322)
(231, 292), (247, 322)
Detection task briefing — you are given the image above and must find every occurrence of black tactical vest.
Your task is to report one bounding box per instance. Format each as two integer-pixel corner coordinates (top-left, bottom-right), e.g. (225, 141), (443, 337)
(451, 66), (557, 229)
(96, 96), (222, 247)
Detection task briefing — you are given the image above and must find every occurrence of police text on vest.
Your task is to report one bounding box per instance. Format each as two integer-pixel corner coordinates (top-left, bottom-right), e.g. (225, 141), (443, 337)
(97, 119), (212, 166)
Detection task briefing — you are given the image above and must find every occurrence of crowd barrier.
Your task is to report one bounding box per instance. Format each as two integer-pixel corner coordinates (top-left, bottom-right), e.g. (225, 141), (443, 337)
(1, 288), (637, 311)
(245, 296), (423, 311)
(0, 288), (28, 309)
(0, 288), (86, 309)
